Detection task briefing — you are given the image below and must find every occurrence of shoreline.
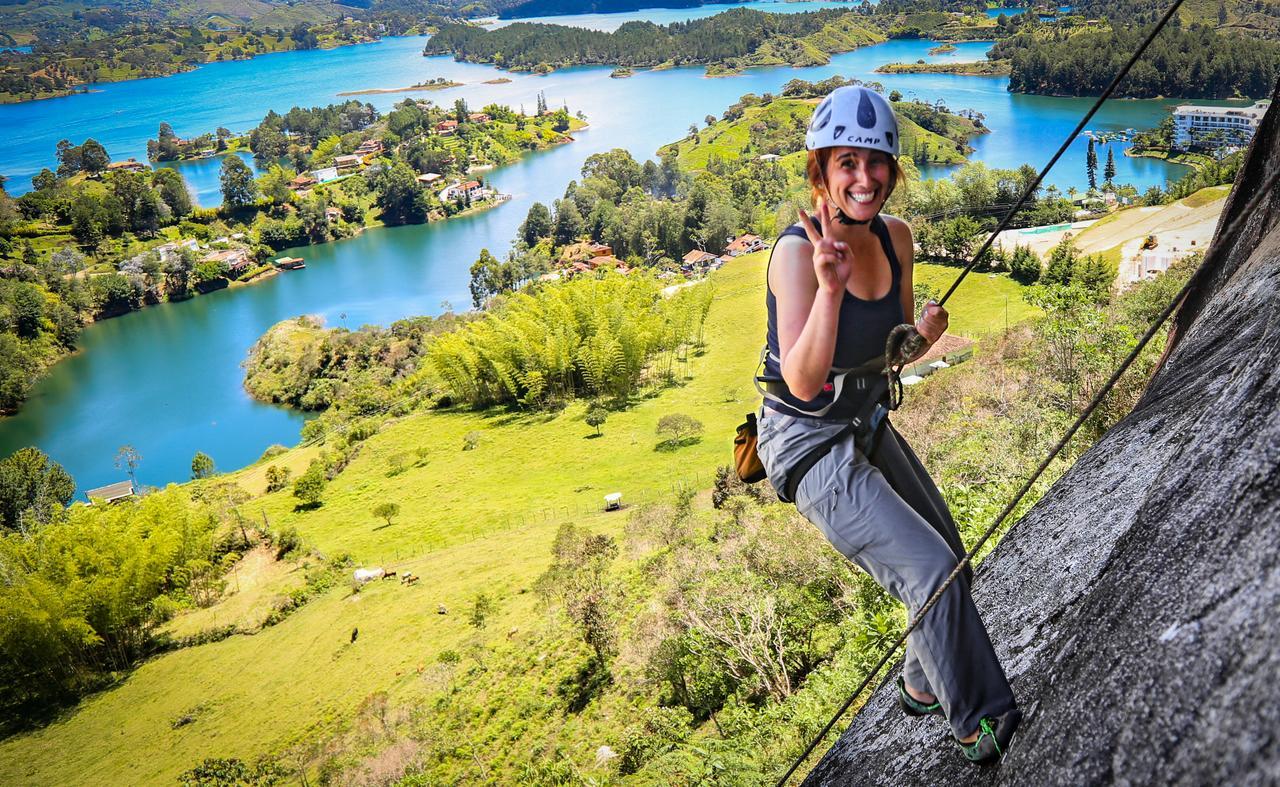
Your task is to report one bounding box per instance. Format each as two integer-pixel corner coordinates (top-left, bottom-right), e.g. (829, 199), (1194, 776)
(337, 81), (464, 96)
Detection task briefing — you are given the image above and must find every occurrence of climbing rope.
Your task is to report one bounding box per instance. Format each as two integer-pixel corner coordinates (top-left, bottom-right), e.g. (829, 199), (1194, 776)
(778, 160), (1279, 785)
(884, 0), (1190, 371)
(777, 0), (1224, 782)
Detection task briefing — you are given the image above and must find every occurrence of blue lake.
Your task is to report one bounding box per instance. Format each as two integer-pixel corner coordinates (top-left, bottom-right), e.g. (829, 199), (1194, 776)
(0, 14), (1195, 491)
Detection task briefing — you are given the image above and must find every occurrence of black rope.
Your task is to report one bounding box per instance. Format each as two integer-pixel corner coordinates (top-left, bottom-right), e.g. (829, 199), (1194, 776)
(774, 3), (1199, 783)
(775, 162), (1278, 787)
(934, 0), (1187, 308)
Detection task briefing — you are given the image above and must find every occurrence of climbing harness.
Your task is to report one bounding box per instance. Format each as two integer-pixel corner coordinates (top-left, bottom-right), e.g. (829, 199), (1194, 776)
(752, 347), (897, 502)
(771, 0), (1223, 782)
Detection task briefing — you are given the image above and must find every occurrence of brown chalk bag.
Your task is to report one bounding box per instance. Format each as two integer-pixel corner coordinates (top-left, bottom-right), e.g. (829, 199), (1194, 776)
(734, 412), (767, 484)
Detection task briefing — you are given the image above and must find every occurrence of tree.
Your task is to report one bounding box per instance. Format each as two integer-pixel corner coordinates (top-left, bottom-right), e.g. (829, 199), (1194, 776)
(586, 404), (607, 436)
(372, 501), (400, 527)
(293, 461), (326, 508)
(265, 465), (292, 492)
(657, 413), (704, 447)
(1009, 245), (1041, 283)
(536, 523), (619, 663)
(220, 155), (257, 209)
(0, 447), (75, 532)
(704, 114), (716, 127)
(1043, 237), (1079, 286)
(150, 122), (181, 161)
(697, 200), (738, 255)
(256, 164), (293, 206)
(1086, 137), (1098, 190)
(191, 451), (216, 480)
(940, 215), (982, 262)
(56, 139), (82, 178)
(114, 444), (142, 488)
(469, 247), (505, 308)
(372, 160), (429, 225)
(80, 139), (110, 174)
(553, 198), (584, 245)
(152, 168), (192, 217)
(31, 168), (57, 192)
(1104, 146), (1117, 186)
(468, 592), (495, 629)
(520, 202), (552, 246)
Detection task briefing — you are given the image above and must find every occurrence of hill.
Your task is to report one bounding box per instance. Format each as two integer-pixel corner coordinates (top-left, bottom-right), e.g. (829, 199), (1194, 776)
(662, 96), (983, 171)
(0, 244), (1039, 784)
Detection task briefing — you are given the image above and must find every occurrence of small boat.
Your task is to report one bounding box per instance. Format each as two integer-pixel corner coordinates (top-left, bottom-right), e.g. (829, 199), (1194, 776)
(274, 256), (306, 270)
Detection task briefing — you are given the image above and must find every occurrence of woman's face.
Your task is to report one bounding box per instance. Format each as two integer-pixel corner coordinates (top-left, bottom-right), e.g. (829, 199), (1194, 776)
(823, 146), (893, 223)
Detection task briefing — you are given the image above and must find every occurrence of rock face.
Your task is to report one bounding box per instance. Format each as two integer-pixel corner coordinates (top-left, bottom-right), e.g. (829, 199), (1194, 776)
(803, 88), (1280, 786)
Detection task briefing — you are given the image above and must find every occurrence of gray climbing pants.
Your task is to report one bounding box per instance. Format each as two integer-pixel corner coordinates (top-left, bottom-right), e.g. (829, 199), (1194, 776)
(756, 407), (1017, 737)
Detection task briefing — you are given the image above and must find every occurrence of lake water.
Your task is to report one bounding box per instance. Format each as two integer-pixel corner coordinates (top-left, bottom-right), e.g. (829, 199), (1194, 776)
(0, 11), (1194, 491)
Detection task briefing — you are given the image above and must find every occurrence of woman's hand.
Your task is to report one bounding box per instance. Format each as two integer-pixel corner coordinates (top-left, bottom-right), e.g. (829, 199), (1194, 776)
(916, 301), (949, 344)
(797, 200), (852, 297)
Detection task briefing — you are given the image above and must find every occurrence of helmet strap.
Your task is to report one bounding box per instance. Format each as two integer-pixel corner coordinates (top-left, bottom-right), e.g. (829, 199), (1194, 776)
(833, 207), (871, 226)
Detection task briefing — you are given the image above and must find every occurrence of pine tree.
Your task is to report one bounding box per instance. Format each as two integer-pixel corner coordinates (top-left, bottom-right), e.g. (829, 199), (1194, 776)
(1086, 138), (1098, 190)
(1104, 146), (1116, 186)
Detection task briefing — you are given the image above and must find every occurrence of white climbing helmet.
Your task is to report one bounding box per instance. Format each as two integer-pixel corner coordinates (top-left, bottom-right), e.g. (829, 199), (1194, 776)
(805, 85), (900, 158)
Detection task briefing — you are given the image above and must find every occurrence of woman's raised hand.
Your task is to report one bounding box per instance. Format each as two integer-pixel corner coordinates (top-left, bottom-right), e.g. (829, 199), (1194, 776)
(797, 200), (852, 297)
(916, 300), (949, 343)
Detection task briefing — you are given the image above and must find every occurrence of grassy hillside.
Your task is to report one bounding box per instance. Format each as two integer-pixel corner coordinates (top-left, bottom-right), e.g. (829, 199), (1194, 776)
(0, 248), (1034, 784)
(665, 97), (973, 173)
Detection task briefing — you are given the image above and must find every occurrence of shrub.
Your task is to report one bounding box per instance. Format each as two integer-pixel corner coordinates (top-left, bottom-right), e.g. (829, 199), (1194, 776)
(264, 465), (291, 493)
(258, 444), (288, 462)
(585, 404), (607, 436)
(1009, 245), (1041, 283)
(273, 526), (302, 559)
(190, 451), (216, 480)
(462, 431), (481, 451)
(656, 413), (703, 447)
(292, 461), (326, 509)
(372, 501), (400, 527)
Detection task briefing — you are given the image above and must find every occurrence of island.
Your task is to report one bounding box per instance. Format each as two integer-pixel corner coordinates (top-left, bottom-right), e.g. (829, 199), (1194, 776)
(876, 60), (1012, 76)
(0, 94), (586, 415)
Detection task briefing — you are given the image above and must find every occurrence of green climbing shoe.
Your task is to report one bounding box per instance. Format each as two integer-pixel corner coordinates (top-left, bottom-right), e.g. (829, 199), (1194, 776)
(896, 675), (943, 718)
(956, 708), (1022, 764)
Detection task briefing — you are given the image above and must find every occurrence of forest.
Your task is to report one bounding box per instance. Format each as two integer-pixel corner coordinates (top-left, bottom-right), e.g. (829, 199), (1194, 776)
(992, 21), (1280, 99)
(423, 8), (885, 71)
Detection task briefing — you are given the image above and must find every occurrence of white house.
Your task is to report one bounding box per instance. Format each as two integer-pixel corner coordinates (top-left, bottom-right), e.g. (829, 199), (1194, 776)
(1172, 100), (1270, 149)
(311, 166), (339, 183)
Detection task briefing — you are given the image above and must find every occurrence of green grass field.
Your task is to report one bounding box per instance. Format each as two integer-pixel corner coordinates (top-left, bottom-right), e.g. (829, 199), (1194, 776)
(666, 98), (970, 172)
(0, 248), (1035, 784)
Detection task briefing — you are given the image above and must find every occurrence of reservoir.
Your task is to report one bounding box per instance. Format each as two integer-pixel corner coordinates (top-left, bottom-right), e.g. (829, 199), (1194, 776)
(0, 6), (1193, 490)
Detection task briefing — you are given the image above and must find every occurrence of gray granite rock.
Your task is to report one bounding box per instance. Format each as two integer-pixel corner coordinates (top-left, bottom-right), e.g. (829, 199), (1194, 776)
(802, 86), (1280, 787)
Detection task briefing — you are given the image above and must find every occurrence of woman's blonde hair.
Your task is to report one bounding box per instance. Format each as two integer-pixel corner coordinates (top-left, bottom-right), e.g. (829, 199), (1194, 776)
(805, 147), (906, 209)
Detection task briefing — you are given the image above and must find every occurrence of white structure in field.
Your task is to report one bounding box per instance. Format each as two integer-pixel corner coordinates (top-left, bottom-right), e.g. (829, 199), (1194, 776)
(1172, 100), (1270, 149)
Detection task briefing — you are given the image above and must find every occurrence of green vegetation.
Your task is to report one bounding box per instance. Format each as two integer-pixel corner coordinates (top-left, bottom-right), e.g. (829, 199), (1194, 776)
(991, 22), (1280, 99)
(876, 59), (1012, 75)
(0, 14), (426, 104)
(424, 8), (886, 73)
(0, 97), (582, 417)
(664, 79), (985, 170)
(0, 220), (1208, 780)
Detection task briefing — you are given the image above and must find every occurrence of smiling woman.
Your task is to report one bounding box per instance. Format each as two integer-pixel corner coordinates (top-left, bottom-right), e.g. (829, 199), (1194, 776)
(754, 84), (1022, 762)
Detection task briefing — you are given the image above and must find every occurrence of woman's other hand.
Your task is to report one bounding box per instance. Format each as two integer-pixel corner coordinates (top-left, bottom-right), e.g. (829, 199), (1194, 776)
(917, 301), (949, 344)
(797, 200), (852, 297)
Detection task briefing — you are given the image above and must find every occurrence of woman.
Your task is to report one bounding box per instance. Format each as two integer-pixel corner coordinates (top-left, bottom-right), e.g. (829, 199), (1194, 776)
(755, 85), (1020, 762)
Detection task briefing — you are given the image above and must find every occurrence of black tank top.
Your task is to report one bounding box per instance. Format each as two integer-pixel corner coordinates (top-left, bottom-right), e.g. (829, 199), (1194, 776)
(763, 214), (905, 418)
